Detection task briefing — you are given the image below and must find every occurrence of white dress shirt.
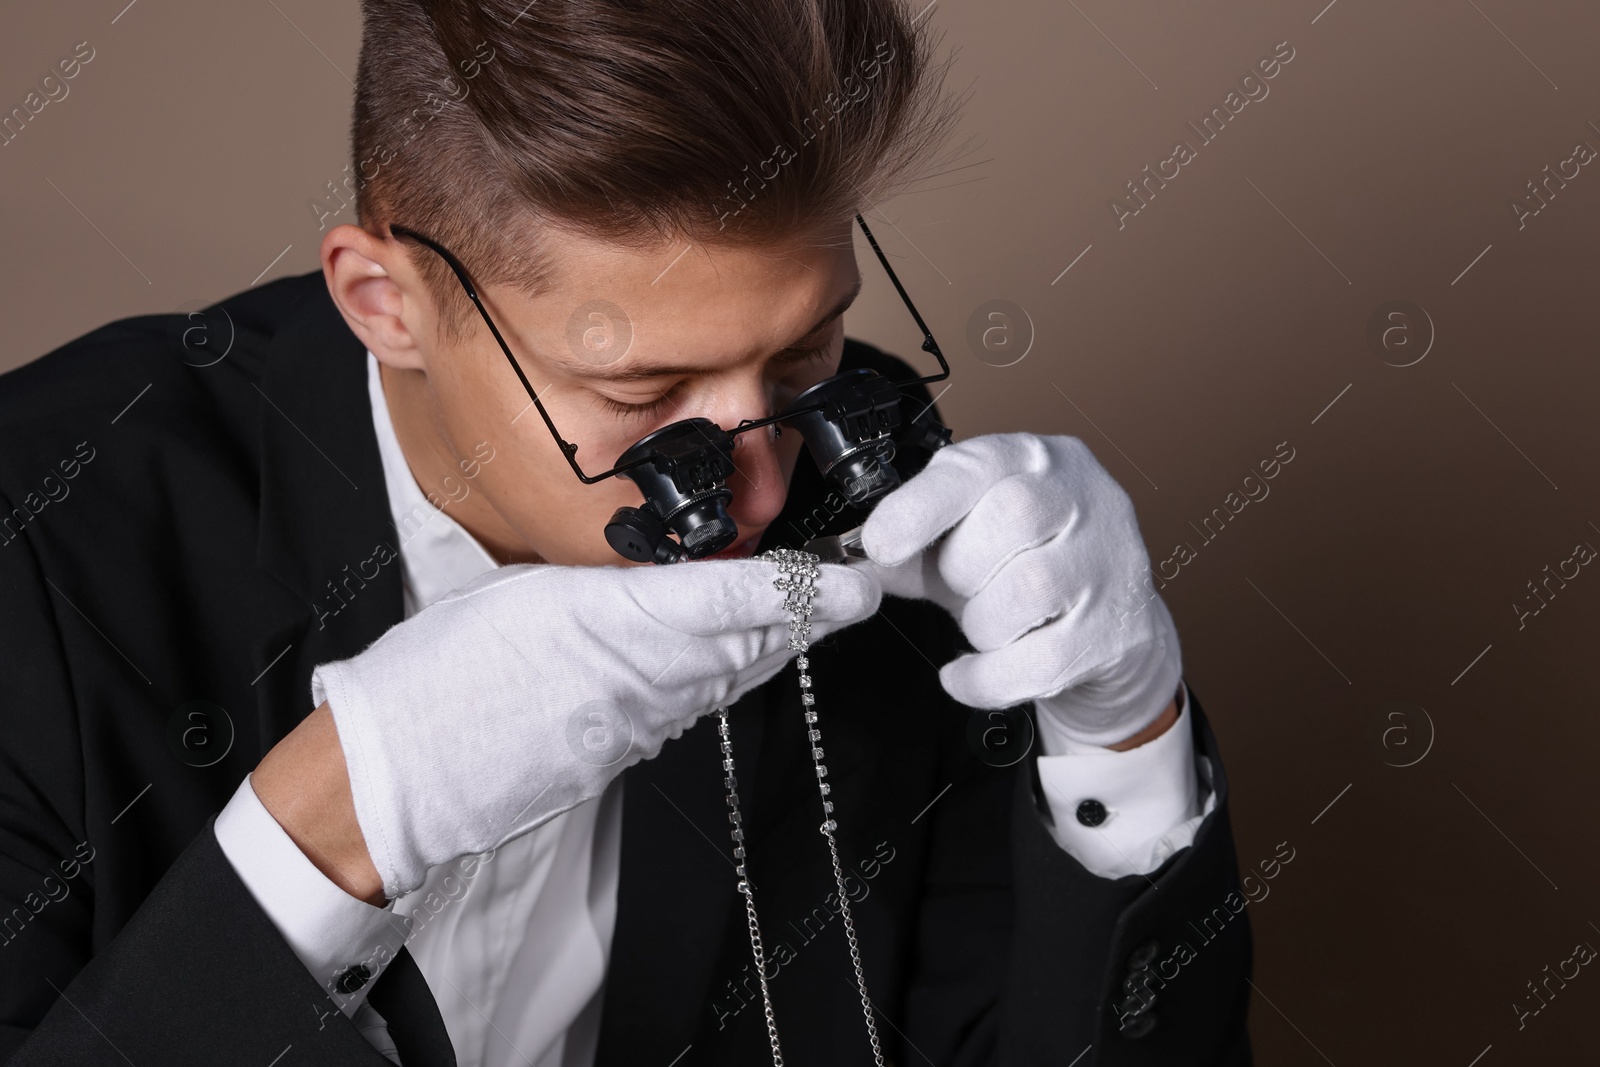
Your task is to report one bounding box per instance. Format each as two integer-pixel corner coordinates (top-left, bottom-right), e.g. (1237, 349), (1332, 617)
(212, 351), (1212, 1066)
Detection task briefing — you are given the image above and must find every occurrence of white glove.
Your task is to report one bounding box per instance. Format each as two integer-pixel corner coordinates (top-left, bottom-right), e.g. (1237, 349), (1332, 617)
(311, 559), (882, 899)
(858, 432), (1181, 747)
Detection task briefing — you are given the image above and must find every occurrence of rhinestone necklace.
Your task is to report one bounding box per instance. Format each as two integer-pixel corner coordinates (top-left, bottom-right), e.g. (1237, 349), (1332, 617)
(713, 547), (885, 1067)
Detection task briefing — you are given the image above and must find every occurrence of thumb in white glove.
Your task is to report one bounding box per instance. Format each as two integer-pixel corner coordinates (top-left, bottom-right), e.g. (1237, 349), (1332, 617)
(858, 432), (1181, 748)
(312, 558), (881, 899)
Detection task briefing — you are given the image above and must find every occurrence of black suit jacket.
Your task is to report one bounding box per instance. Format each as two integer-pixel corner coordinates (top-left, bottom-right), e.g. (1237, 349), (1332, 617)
(0, 272), (1251, 1066)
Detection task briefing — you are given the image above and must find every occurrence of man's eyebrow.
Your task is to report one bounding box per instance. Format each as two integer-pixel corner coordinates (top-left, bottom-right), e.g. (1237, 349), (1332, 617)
(578, 277), (864, 384)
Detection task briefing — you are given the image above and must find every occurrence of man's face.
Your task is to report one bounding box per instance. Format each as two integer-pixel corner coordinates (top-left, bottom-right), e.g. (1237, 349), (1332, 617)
(336, 217), (861, 567)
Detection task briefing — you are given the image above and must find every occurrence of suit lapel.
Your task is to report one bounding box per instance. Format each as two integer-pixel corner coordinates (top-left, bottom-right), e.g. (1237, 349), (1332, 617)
(242, 277), (457, 1064)
(248, 277), (405, 751)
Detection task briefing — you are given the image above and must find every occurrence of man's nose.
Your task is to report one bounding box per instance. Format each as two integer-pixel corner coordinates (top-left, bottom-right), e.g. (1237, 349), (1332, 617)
(722, 413), (790, 531)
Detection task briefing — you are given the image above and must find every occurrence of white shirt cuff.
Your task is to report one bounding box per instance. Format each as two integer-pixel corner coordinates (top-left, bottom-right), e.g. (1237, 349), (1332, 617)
(1033, 681), (1217, 879)
(213, 774), (412, 1016)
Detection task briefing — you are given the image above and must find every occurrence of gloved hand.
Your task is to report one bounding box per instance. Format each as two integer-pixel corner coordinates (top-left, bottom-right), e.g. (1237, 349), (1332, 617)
(311, 559), (881, 899)
(858, 432), (1181, 748)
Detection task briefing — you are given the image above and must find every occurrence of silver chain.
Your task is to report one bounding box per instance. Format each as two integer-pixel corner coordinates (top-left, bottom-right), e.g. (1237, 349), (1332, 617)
(714, 548), (885, 1067)
(717, 707), (785, 1065)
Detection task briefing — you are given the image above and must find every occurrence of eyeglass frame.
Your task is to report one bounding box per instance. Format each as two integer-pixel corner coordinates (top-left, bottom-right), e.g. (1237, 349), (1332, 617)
(385, 212), (949, 486)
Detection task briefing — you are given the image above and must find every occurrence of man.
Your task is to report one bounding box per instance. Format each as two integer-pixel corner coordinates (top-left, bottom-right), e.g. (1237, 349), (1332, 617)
(0, 0), (1251, 1064)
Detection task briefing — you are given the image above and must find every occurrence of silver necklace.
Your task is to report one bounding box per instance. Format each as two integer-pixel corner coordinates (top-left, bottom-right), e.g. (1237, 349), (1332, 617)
(714, 547), (885, 1067)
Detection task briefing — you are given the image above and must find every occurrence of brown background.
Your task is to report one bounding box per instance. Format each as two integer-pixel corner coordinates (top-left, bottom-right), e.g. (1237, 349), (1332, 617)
(4, 0), (1599, 1061)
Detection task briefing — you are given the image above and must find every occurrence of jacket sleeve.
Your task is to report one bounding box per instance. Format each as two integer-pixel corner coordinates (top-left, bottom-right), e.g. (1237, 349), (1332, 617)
(897, 679), (1252, 1067)
(0, 496), (396, 1067)
(998, 689), (1253, 1064)
(5, 823), (406, 1067)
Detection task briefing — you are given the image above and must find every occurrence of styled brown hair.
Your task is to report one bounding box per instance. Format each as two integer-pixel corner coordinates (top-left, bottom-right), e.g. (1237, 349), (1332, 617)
(351, 0), (968, 339)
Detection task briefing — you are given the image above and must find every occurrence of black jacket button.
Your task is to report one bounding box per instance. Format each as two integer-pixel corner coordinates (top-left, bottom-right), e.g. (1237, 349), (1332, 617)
(1127, 940), (1159, 970)
(1122, 972), (1157, 999)
(334, 963), (372, 994)
(1121, 1011), (1157, 1039)
(1076, 799), (1108, 827)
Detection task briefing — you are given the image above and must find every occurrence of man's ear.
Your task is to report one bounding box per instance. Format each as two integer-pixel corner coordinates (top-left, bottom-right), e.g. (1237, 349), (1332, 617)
(320, 223), (429, 371)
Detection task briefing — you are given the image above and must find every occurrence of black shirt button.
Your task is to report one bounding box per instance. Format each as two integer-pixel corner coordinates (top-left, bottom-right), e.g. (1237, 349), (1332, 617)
(1076, 799), (1108, 827)
(334, 963), (372, 994)
(1127, 940), (1159, 970)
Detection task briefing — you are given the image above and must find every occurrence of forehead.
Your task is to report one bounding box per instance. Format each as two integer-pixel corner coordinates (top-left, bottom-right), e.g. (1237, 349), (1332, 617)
(508, 220), (861, 379)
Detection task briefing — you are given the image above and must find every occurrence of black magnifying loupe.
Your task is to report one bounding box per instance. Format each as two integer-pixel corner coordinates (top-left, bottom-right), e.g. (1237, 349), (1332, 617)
(778, 368), (905, 507)
(603, 419), (740, 565)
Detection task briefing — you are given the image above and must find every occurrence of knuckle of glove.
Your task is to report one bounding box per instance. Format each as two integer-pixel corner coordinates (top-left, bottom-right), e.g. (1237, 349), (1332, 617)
(951, 480), (1060, 590)
(1045, 433), (1103, 474)
(964, 554), (1065, 651)
(951, 432), (1049, 480)
(866, 434), (1033, 562)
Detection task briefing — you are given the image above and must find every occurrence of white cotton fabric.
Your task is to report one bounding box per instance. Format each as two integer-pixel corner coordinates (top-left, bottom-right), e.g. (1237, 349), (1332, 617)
(1035, 681), (1213, 878)
(859, 432), (1184, 748)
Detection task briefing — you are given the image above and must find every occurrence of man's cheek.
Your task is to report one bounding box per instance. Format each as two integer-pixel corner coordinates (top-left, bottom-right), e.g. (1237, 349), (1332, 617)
(546, 461), (656, 565)
(775, 424), (807, 493)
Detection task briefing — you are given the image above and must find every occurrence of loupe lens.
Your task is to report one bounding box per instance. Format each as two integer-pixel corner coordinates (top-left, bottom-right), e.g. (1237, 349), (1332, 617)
(829, 440), (899, 504)
(672, 492), (739, 556)
(780, 369), (904, 506)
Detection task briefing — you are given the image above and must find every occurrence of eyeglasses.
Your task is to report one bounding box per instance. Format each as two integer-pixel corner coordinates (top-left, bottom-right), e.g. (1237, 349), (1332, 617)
(388, 213), (951, 564)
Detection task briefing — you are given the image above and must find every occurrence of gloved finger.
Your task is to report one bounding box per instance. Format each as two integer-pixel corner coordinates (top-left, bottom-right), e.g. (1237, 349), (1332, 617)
(700, 643), (796, 716)
(958, 522), (1149, 652)
(715, 564), (885, 671)
(932, 469), (1076, 600)
(649, 563), (884, 711)
(955, 529), (1076, 652)
(632, 557), (882, 637)
(848, 551), (964, 616)
(937, 611), (1146, 709)
(1033, 600), (1184, 744)
(860, 434), (1046, 567)
(805, 561), (883, 629)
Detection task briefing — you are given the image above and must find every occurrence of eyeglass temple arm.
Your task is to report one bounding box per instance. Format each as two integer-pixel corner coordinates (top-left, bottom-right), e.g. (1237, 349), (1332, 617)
(388, 223), (628, 484)
(727, 213), (949, 438)
(851, 212), (949, 387)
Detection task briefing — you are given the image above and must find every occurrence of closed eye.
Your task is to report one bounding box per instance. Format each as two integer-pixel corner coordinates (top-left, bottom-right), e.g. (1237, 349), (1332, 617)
(593, 344), (835, 422)
(772, 338), (839, 367)
(594, 388), (680, 422)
